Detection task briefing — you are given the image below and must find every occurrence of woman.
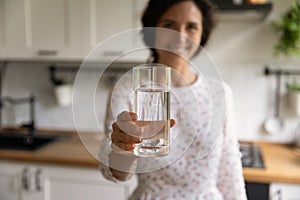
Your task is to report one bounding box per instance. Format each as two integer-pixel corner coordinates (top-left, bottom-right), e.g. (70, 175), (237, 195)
(100, 0), (247, 199)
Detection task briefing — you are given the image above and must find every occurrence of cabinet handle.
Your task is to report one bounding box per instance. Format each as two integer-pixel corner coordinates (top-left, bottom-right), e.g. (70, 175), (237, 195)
(102, 50), (124, 57)
(21, 167), (29, 191)
(271, 189), (282, 200)
(35, 167), (42, 191)
(37, 49), (57, 56)
(275, 189), (282, 200)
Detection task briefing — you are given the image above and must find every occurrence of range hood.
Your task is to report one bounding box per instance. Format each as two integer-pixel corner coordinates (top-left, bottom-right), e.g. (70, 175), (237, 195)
(210, 0), (273, 21)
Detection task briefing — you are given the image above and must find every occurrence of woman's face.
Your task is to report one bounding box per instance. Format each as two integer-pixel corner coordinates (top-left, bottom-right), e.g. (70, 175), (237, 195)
(156, 1), (203, 64)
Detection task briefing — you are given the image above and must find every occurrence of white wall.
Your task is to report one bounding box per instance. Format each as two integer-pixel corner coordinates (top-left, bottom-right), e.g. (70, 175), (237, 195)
(1, 62), (111, 132)
(206, 0), (300, 142)
(1, 0), (299, 143)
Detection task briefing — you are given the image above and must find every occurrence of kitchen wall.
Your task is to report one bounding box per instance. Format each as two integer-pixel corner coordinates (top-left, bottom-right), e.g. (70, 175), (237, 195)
(206, 0), (300, 142)
(1, 0), (299, 142)
(1, 62), (111, 132)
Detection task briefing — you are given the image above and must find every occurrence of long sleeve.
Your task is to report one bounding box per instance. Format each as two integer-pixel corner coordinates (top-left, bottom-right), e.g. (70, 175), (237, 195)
(98, 93), (119, 182)
(99, 79), (134, 182)
(217, 84), (247, 200)
(99, 141), (119, 182)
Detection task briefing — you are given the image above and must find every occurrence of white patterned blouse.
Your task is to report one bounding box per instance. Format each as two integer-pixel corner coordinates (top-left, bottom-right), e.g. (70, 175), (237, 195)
(99, 75), (247, 200)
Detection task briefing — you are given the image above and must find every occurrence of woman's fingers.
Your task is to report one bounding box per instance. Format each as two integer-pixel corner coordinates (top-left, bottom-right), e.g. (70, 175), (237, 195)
(111, 121), (141, 152)
(116, 111), (142, 136)
(111, 128), (142, 144)
(112, 122), (121, 132)
(112, 112), (175, 152)
(114, 143), (136, 151)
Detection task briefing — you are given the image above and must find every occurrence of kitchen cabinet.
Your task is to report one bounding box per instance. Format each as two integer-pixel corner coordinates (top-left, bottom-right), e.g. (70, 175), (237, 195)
(0, 161), (23, 200)
(269, 183), (300, 200)
(0, 161), (137, 200)
(0, 0), (148, 61)
(0, 0), (86, 59)
(92, 0), (134, 44)
(0, 0), (28, 58)
(85, 0), (149, 61)
(86, 0), (134, 60)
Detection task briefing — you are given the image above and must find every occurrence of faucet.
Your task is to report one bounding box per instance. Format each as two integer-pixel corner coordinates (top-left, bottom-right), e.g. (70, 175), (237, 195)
(0, 95), (36, 136)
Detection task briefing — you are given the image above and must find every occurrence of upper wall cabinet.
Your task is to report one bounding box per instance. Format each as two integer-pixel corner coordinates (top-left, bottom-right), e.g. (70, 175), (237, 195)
(93, 0), (134, 44)
(0, 0), (149, 61)
(0, 0), (87, 59)
(85, 0), (135, 60)
(0, 0), (28, 58)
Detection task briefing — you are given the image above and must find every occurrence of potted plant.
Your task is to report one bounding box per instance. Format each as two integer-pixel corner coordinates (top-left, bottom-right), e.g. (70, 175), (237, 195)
(273, 1), (300, 57)
(287, 78), (300, 116)
(272, 1), (300, 115)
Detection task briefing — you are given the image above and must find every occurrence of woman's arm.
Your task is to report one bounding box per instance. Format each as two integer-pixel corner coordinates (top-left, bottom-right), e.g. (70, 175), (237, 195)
(109, 150), (137, 181)
(99, 112), (141, 182)
(99, 82), (138, 182)
(217, 84), (247, 200)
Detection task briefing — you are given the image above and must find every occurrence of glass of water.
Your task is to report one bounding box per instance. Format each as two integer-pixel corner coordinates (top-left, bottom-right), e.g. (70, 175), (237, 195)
(133, 64), (171, 157)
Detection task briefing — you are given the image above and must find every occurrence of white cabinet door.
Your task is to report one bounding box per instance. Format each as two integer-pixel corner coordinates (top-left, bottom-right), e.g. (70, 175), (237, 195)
(27, 0), (90, 58)
(43, 165), (135, 200)
(0, 0), (27, 58)
(270, 183), (300, 200)
(27, 0), (66, 52)
(0, 161), (137, 200)
(0, 0), (67, 58)
(82, 0), (149, 61)
(82, 0), (135, 59)
(0, 0), (86, 59)
(0, 162), (43, 200)
(0, 162), (22, 200)
(93, 0), (134, 45)
(21, 0), (87, 58)
(0, 0), (148, 60)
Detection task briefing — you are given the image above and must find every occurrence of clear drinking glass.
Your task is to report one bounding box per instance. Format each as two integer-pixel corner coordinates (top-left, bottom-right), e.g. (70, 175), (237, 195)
(133, 64), (171, 157)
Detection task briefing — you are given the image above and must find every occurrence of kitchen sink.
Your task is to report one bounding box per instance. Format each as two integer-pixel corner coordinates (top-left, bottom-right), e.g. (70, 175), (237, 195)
(240, 143), (265, 169)
(0, 132), (66, 151)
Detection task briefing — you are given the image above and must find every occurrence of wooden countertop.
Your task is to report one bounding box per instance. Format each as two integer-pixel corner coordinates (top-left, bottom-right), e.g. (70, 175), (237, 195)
(0, 129), (100, 168)
(242, 141), (300, 184)
(0, 129), (300, 184)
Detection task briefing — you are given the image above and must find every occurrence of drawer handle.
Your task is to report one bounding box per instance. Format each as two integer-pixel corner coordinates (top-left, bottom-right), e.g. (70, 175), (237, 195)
(35, 168), (42, 191)
(275, 189), (282, 200)
(37, 50), (57, 56)
(102, 51), (124, 57)
(21, 167), (29, 191)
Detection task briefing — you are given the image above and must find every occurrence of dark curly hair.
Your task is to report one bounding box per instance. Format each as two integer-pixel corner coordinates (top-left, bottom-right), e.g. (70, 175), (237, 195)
(141, 0), (216, 62)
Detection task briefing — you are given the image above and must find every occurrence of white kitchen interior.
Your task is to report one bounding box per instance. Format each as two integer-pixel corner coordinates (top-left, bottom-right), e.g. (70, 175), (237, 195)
(0, 0), (300, 200)
(1, 0), (298, 142)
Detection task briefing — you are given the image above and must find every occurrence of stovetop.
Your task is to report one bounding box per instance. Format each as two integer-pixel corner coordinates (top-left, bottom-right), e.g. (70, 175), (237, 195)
(240, 143), (265, 169)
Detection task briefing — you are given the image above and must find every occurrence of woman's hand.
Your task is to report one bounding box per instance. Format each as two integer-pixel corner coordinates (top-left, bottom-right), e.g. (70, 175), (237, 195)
(111, 111), (176, 153)
(109, 111), (175, 181)
(109, 111), (141, 181)
(111, 111), (142, 152)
